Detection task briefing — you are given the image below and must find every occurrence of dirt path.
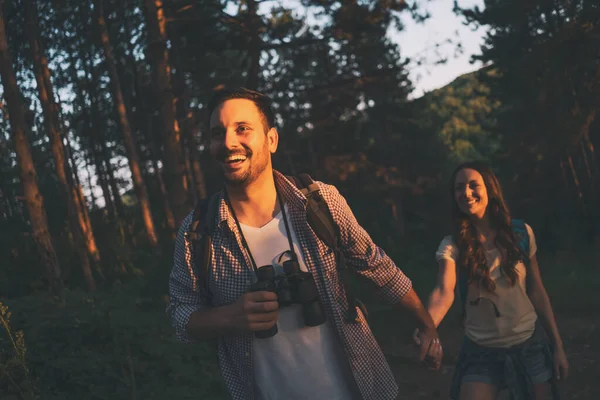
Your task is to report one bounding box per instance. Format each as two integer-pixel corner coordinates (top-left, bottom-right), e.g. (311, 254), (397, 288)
(374, 312), (599, 399)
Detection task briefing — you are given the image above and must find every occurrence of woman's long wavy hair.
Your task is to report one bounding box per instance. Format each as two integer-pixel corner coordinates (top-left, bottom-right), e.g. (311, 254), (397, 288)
(451, 161), (525, 292)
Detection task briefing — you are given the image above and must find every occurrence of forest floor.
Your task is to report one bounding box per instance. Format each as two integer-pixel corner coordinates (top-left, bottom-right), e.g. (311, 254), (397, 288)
(373, 308), (599, 399)
(2, 246), (599, 400)
(363, 244), (600, 400)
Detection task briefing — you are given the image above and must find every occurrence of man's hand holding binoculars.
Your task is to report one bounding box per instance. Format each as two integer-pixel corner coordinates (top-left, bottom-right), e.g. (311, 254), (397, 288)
(230, 291), (279, 333)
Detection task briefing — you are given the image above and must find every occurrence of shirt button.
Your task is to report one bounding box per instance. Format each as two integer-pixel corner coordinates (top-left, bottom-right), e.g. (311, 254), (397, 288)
(245, 352), (249, 357)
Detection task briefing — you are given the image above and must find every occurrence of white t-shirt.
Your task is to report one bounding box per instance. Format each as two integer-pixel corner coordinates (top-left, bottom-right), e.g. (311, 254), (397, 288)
(239, 206), (357, 400)
(436, 224), (538, 348)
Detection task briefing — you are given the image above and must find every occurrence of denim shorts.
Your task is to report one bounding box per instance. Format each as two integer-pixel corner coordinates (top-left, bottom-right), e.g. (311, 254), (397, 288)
(462, 343), (553, 387)
(450, 325), (559, 399)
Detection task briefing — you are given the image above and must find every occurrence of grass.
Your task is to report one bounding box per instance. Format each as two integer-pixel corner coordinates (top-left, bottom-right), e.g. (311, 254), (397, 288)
(2, 284), (228, 400)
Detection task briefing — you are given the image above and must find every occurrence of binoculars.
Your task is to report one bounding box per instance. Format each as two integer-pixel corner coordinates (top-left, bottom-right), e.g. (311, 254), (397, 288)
(248, 260), (327, 339)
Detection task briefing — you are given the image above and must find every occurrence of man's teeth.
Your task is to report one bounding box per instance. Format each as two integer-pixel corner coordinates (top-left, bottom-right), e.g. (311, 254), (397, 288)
(225, 155), (247, 162)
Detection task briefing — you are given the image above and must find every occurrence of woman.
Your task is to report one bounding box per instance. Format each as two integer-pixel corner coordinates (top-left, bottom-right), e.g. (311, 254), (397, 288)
(416, 161), (568, 400)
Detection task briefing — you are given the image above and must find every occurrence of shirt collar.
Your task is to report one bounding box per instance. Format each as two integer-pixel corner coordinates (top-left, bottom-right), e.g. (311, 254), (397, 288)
(214, 170), (308, 231)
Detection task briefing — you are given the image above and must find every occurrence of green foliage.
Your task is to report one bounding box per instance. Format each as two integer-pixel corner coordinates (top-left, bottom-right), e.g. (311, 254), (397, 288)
(4, 286), (227, 400)
(419, 68), (503, 164)
(0, 302), (37, 399)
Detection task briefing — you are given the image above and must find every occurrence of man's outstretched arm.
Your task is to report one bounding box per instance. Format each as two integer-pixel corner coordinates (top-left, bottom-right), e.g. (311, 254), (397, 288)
(319, 183), (442, 366)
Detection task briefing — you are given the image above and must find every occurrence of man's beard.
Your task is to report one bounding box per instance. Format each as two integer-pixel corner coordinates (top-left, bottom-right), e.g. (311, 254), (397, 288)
(217, 144), (270, 187)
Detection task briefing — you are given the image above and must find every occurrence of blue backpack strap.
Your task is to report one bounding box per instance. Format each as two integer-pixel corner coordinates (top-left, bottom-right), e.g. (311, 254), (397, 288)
(511, 219), (530, 262)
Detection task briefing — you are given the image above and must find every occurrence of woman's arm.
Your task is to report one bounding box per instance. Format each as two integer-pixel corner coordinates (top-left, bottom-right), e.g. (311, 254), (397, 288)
(413, 258), (456, 351)
(526, 255), (562, 349)
(526, 254), (569, 379)
(426, 258), (458, 328)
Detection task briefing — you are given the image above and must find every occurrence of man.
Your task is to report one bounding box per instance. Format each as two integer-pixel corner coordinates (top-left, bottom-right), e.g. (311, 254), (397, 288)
(167, 87), (442, 400)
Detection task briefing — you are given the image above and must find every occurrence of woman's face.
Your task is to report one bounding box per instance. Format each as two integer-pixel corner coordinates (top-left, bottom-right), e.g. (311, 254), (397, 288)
(454, 168), (489, 219)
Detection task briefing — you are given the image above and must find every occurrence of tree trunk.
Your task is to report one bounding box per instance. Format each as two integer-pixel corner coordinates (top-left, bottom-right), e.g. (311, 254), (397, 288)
(170, 40), (207, 204)
(89, 119), (115, 216)
(147, 128), (176, 237)
(580, 139), (593, 182)
(85, 57), (120, 219)
(63, 129), (82, 190)
(185, 112), (207, 202)
(174, 91), (196, 206)
(84, 152), (97, 210)
(583, 129), (598, 175)
(0, 167), (12, 219)
(88, 124), (114, 215)
(98, 153), (115, 214)
(0, 4), (63, 295)
(138, 84), (177, 235)
(64, 129), (105, 282)
(96, 0), (159, 247)
(180, 134), (193, 203)
(56, 74), (104, 279)
(86, 47), (127, 221)
(121, 5), (177, 236)
(560, 157), (570, 191)
(103, 142), (126, 220)
(25, 0), (96, 291)
(567, 154), (586, 214)
(245, 0), (261, 90)
(0, 158), (19, 219)
(143, 0), (189, 227)
(68, 48), (114, 217)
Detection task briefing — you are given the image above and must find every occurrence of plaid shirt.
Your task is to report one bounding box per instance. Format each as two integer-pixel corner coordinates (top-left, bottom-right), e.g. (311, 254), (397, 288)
(167, 171), (412, 400)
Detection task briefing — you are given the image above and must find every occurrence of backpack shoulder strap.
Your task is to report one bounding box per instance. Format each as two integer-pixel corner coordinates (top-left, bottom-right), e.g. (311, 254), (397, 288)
(286, 174), (363, 322)
(189, 193), (220, 301)
(287, 174), (338, 250)
(511, 218), (530, 259)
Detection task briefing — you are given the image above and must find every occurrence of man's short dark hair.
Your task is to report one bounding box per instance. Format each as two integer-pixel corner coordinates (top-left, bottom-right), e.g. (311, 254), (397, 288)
(207, 87), (276, 131)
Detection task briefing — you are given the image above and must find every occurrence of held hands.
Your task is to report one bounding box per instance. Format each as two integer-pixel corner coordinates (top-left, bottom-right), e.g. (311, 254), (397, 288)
(412, 327), (443, 370)
(231, 291), (279, 332)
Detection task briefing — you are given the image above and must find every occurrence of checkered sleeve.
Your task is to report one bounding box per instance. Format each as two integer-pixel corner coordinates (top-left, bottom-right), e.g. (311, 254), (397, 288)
(166, 212), (208, 343)
(320, 183), (412, 304)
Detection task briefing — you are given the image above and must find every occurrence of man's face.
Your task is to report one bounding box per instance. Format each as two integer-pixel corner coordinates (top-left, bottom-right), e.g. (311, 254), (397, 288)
(209, 98), (278, 186)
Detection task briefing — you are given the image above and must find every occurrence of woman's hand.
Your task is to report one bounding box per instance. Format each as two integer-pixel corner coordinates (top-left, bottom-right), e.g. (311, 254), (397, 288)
(553, 346), (569, 380)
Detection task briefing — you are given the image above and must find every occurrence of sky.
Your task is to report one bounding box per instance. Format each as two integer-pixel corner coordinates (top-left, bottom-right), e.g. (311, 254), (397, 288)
(391, 0), (487, 98)
(224, 0), (487, 98)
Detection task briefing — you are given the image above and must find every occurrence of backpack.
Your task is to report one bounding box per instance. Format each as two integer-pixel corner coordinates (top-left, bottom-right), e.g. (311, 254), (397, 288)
(456, 219), (530, 317)
(187, 173), (366, 323)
